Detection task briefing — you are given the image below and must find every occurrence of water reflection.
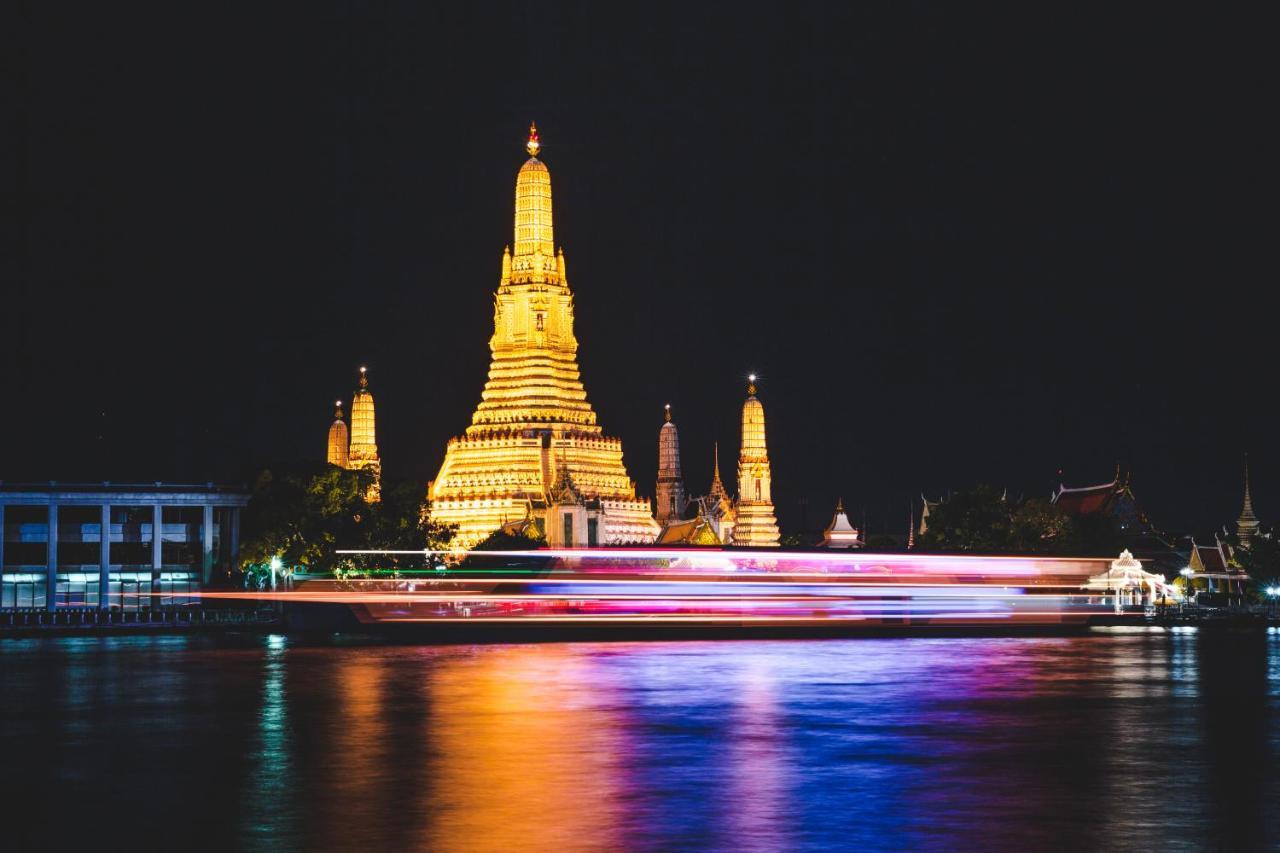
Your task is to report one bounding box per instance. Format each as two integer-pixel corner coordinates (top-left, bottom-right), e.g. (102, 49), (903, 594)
(240, 634), (296, 847)
(426, 646), (626, 851)
(2, 631), (1279, 851)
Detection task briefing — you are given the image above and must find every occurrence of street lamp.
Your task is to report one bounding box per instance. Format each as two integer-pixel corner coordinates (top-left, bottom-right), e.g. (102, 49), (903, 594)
(1179, 567), (1195, 609)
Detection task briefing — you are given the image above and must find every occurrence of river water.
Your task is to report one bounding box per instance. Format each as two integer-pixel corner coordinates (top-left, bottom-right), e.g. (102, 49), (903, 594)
(3, 629), (1278, 851)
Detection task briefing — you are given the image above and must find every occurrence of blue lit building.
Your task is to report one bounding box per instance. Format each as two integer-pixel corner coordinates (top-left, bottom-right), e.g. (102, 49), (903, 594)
(0, 483), (249, 611)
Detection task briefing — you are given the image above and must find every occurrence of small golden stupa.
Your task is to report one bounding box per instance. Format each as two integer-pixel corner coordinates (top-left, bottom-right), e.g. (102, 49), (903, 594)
(326, 400), (349, 468)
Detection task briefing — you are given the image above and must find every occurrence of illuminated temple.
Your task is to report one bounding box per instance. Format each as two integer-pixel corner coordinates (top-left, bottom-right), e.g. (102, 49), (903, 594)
(428, 126), (659, 548)
(730, 376), (780, 546)
(324, 367), (381, 500)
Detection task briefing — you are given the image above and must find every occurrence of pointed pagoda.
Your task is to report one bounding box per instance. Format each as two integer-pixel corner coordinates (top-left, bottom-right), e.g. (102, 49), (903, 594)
(655, 404), (686, 523)
(689, 443), (736, 544)
(1237, 455), (1260, 546)
(326, 400), (349, 468)
(428, 125), (659, 547)
(348, 366), (381, 500)
(821, 499), (861, 548)
(730, 375), (780, 546)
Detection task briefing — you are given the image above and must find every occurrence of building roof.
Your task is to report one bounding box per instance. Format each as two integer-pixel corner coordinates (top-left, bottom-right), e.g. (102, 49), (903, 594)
(1052, 479), (1120, 515)
(656, 516), (722, 546)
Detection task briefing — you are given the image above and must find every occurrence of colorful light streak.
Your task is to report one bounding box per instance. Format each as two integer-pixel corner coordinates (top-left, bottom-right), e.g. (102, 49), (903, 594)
(197, 549), (1141, 629)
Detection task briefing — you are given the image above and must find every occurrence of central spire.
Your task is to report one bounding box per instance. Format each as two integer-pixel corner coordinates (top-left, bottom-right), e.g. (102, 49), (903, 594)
(427, 126), (659, 548)
(514, 122), (555, 260)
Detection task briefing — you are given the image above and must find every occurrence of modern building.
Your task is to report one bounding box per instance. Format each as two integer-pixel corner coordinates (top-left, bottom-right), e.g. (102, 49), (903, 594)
(0, 483), (249, 611)
(730, 375), (780, 546)
(428, 125), (658, 548)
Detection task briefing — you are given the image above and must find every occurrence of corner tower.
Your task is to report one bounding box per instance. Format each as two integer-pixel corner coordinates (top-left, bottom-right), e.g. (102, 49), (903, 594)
(655, 404), (686, 523)
(731, 374), (780, 546)
(428, 125), (659, 547)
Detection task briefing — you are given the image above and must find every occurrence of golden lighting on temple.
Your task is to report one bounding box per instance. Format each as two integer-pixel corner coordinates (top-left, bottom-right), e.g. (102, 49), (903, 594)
(731, 376), (780, 546)
(324, 366), (381, 501)
(428, 126), (658, 548)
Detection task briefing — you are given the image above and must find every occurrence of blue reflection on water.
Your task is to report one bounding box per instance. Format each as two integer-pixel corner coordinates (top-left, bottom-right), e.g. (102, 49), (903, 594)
(1, 630), (1279, 851)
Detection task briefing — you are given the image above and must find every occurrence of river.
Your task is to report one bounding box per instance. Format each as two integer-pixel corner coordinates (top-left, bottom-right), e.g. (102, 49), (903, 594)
(3, 629), (1278, 851)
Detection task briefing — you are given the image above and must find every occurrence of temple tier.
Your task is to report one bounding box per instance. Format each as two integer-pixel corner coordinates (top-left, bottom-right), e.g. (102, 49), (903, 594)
(428, 127), (658, 548)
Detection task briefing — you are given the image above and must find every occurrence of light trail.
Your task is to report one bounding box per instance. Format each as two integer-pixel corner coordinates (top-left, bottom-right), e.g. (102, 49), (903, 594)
(211, 551), (1143, 630)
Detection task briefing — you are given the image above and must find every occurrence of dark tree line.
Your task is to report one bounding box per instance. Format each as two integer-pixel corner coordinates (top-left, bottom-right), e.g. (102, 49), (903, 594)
(238, 462), (454, 577)
(916, 485), (1122, 555)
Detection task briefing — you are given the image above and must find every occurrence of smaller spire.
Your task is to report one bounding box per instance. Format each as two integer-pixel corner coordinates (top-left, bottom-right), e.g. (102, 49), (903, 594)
(359, 365), (368, 389)
(836, 497), (844, 512)
(664, 403), (672, 423)
(526, 122), (540, 157)
(334, 400), (344, 419)
(1243, 454), (1255, 512)
(747, 373), (757, 396)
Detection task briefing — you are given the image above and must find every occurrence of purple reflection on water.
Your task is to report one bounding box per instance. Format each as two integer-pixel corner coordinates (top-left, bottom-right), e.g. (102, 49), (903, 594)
(1, 631), (1278, 851)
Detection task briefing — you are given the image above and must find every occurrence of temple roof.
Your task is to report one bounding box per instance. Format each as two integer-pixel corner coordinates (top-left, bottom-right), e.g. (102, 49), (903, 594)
(1193, 542), (1228, 573)
(1051, 479), (1120, 515)
(656, 515), (722, 546)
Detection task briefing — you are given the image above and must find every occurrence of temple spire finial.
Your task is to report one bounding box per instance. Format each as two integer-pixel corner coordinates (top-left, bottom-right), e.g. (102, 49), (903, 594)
(1245, 453), (1253, 504)
(334, 399), (344, 419)
(359, 365), (368, 389)
(526, 122), (540, 157)
(747, 373), (757, 396)
(1237, 452), (1260, 546)
(664, 403), (672, 423)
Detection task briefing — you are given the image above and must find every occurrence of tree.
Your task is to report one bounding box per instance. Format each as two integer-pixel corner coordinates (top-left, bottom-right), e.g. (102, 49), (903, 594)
(458, 527), (549, 573)
(1227, 529), (1280, 598)
(239, 463), (453, 576)
(1063, 511), (1122, 556)
(864, 534), (902, 552)
(345, 479), (454, 571)
(1010, 498), (1075, 554)
(916, 485), (1012, 553)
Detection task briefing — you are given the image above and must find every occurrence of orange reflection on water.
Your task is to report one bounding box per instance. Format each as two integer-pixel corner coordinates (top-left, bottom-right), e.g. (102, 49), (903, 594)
(425, 646), (627, 852)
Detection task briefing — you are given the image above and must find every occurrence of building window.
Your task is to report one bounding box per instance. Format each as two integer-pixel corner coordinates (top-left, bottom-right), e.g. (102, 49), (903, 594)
(536, 313), (545, 331)
(563, 513), (574, 544)
(755, 479), (762, 501)
(587, 517), (599, 547)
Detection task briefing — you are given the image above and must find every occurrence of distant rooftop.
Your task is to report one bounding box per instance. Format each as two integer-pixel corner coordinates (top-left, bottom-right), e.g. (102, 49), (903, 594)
(0, 482), (248, 494)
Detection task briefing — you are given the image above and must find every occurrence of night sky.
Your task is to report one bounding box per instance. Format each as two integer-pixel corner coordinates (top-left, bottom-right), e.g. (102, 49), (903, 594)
(3, 3), (1272, 537)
